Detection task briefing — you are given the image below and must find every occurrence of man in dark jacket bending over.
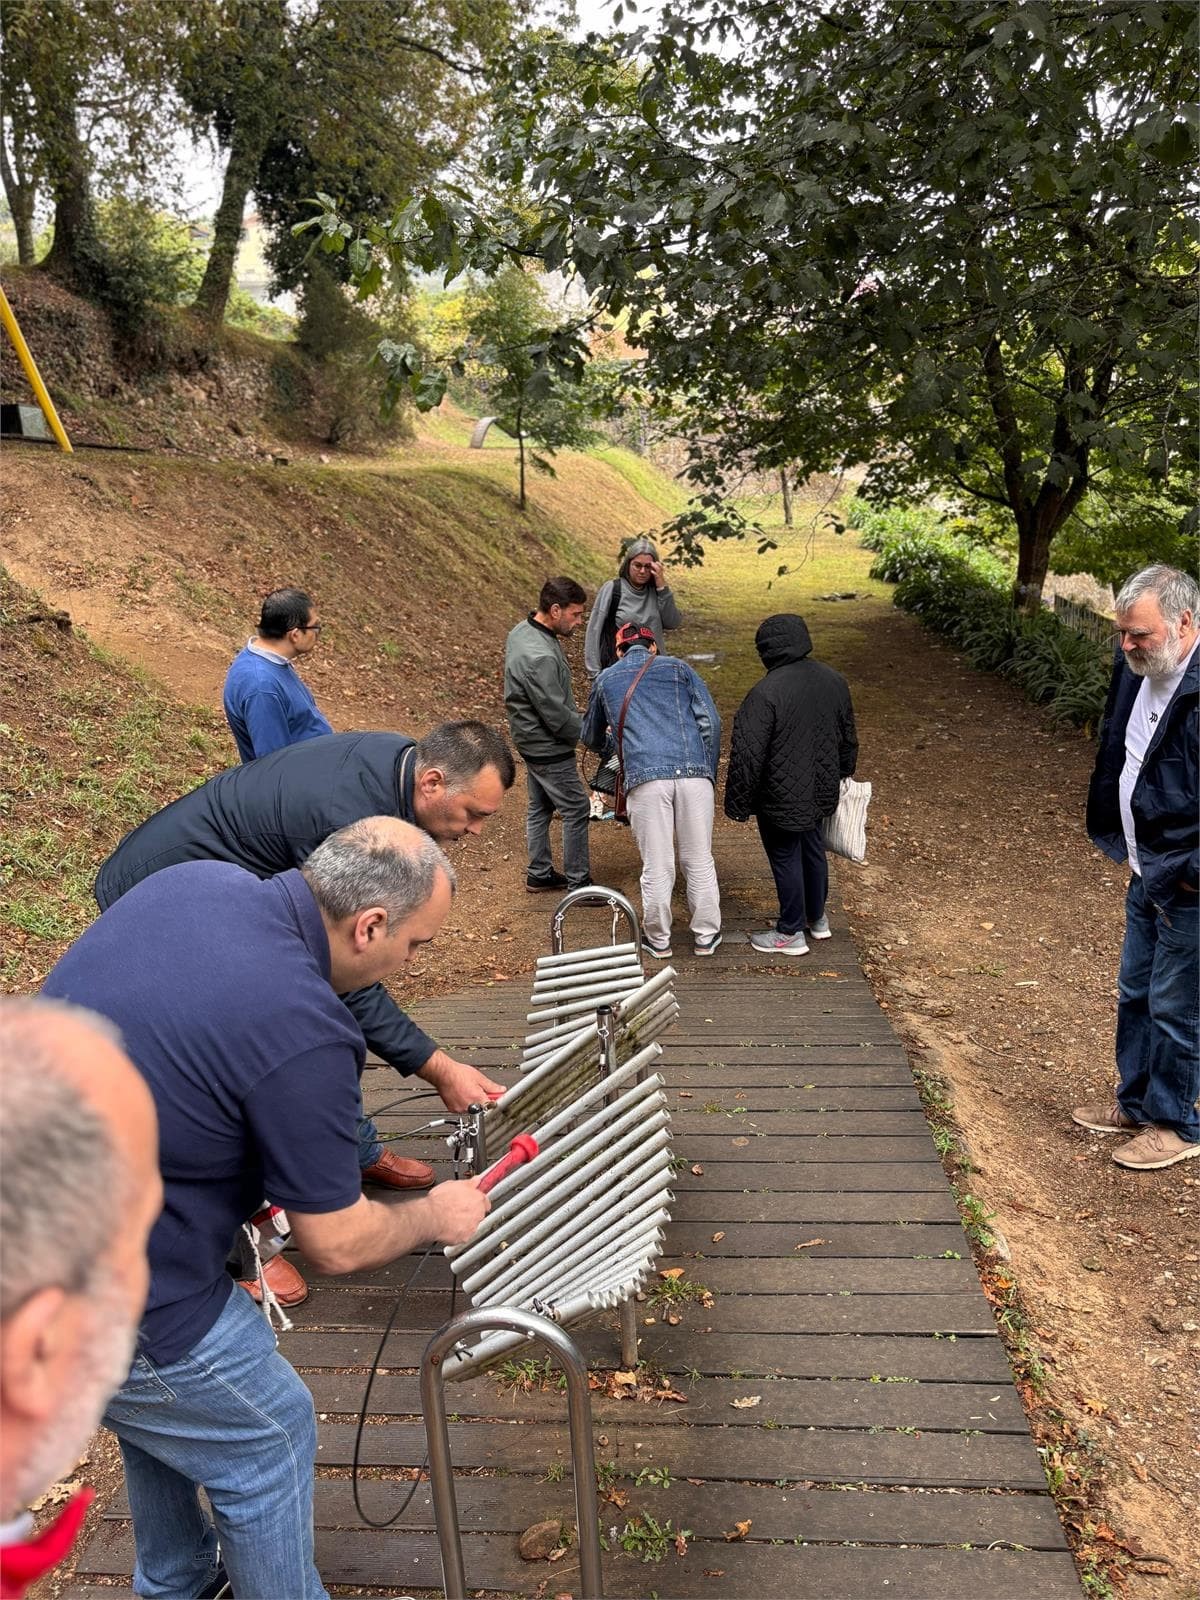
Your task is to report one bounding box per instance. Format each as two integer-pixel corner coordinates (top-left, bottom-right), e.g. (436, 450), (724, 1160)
(725, 614), (858, 957)
(1074, 565), (1198, 1172)
(96, 720), (515, 1165)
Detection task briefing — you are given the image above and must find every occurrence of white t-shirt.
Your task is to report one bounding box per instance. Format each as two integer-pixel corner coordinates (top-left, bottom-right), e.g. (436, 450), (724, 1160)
(1119, 637), (1199, 874)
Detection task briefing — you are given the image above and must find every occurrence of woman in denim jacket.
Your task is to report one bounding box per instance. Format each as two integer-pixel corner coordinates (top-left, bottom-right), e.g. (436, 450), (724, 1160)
(582, 624), (722, 959)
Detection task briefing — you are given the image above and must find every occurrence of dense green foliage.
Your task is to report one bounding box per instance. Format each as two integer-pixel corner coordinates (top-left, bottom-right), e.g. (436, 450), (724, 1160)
(459, 266), (601, 508)
(326, 0), (1198, 597)
(847, 497), (1111, 729)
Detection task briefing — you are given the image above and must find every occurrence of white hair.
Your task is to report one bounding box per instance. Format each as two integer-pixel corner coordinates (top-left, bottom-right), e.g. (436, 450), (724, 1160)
(0, 999), (126, 1321)
(1114, 565), (1199, 624)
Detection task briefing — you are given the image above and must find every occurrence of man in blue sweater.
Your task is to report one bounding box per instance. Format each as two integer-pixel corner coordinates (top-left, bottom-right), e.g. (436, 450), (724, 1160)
(223, 587), (333, 763)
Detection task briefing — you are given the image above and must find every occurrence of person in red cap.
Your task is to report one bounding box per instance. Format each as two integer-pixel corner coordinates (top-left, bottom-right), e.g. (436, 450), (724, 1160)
(0, 999), (162, 1598)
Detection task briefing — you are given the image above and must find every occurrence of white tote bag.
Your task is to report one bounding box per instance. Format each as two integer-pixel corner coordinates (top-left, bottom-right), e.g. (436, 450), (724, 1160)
(823, 777), (871, 864)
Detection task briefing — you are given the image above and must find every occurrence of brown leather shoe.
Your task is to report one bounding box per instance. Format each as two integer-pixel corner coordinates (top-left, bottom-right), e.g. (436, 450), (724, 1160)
(238, 1254), (309, 1307)
(361, 1148), (436, 1190)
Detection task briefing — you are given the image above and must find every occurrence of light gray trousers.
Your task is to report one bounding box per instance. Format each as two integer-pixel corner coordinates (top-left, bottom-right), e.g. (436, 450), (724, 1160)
(627, 776), (721, 948)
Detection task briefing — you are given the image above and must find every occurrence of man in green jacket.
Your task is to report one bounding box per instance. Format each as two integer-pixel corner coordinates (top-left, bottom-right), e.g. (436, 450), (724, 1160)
(504, 577), (592, 892)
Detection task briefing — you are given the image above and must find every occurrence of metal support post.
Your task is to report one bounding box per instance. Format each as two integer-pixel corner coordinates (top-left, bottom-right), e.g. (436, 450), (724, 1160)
(420, 1307), (604, 1600)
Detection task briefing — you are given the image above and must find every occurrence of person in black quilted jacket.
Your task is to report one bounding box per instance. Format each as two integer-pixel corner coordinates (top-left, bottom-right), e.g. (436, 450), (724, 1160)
(725, 614), (858, 957)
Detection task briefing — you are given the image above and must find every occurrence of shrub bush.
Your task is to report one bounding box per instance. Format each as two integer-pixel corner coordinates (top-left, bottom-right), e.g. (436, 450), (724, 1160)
(846, 496), (1110, 731)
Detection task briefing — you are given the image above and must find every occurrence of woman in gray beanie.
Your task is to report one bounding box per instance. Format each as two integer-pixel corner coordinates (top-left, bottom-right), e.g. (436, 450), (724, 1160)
(584, 537), (683, 676)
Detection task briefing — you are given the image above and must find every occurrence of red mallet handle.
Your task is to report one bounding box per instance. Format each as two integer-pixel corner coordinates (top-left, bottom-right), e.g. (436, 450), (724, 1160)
(477, 1133), (539, 1193)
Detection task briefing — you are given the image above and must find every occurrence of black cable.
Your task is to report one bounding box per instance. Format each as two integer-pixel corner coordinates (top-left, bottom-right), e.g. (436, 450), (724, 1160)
(350, 1242), (439, 1529)
(350, 1147), (468, 1528)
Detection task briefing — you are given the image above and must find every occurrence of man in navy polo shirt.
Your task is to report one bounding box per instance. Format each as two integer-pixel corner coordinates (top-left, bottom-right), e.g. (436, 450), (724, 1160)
(222, 587), (333, 764)
(44, 817), (489, 1600)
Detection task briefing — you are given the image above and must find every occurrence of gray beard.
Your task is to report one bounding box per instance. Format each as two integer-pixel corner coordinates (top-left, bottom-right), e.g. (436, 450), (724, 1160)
(1126, 634), (1181, 678)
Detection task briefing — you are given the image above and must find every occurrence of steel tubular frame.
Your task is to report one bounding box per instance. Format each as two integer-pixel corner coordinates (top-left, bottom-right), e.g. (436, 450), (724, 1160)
(420, 1307), (604, 1599)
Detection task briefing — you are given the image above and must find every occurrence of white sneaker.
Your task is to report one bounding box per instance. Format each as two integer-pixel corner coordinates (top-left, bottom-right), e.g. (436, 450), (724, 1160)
(750, 928), (809, 957)
(808, 914), (832, 939)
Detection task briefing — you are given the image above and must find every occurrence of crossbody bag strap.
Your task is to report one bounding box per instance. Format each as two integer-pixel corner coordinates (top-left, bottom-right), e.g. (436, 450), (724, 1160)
(615, 658), (653, 764)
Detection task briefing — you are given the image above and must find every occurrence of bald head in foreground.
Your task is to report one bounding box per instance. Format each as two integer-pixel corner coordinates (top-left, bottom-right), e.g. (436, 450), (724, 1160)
(0, 999), (161, 1572)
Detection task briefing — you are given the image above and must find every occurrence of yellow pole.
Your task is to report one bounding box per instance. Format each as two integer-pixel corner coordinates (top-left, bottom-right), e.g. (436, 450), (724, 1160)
(0, 283), (73, 453)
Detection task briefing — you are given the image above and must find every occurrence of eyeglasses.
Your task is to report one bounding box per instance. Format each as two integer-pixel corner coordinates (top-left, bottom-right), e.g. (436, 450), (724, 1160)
(299, 622), (324, 633)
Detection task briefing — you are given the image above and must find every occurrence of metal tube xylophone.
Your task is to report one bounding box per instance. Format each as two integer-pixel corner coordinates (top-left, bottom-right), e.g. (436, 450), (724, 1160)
(419, 888), (680, 1597)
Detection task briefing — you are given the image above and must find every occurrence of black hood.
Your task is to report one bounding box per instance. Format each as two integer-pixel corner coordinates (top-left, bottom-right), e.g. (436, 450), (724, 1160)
(755, 614), (813, 669)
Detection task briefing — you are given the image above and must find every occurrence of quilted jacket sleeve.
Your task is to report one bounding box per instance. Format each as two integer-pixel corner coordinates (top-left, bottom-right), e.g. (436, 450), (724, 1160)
(724, 688), (772, 821)
(838, 692), (859, 779)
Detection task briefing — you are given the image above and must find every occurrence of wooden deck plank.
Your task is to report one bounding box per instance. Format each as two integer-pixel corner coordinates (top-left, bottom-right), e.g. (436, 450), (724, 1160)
(104, 1477), (1063, 1546)
(302, 1419), (1045, 1489)
(670, 1190), (961, 1221)
(289, 1258), (979, 1296)
(283, 1328), (1015, 1383)
(296, 1221), (969, 1274)
(73, 1524), (1082, 1599)
(294, 1371), (1029, 1432)
(283, 1287), (998, 1337)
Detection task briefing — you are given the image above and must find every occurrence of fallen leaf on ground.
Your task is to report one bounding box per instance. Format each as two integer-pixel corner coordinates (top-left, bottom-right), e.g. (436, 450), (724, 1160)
(660, 1267), (685, 1280)
(724, 1519), (752, 1541)
(730, 1395), (761, 1408)
(711, 1231), (725, 1243)
(980, 921), (995, 930)
(794, 1238), (829, 1251)
(691, 1163), (704, 1176)
(612, 1369), (638, 1387)
(732, 1136), (750, 1147)
(703, 1569), (726, 1578)
(674, 1530), (689, 1557)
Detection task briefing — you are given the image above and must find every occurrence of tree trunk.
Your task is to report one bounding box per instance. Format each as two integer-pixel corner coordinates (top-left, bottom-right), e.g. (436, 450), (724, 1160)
(517, 427), (527, 510)
(39, 103), (105, 289)
(192, 120), (270, 331)
(0, 138), (37, 265)
(779, 469), (793, 528)
(1013, 522), (1054, 611)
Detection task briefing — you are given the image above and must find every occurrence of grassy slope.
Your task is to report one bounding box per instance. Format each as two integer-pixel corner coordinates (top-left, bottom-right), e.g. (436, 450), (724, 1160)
(0, 416), (673, 989)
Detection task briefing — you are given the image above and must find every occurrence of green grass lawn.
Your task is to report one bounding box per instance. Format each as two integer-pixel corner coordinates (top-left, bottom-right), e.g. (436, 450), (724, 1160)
(674, 494), (893, 710)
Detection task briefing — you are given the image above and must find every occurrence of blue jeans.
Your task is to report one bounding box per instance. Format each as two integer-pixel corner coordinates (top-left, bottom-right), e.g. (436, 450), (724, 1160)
(104, 1282), (326, 1599)
(756, 819), (828, 936)
(1115, 874), (1199, 1142)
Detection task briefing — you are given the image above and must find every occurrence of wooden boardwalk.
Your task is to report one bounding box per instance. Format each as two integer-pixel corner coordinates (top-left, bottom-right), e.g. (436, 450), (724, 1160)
(70, 910), (1079, 1598)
